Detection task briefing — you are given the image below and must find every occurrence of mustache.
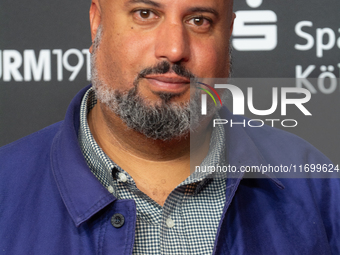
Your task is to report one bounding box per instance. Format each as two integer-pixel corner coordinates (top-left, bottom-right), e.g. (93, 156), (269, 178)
(131, 61), (197, 103)
(137, 61), (197, 80)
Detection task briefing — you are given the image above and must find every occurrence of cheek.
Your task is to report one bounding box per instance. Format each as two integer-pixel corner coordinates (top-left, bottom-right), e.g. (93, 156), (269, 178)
(108, 31), (155, 73)
(121, 34), (155, 70)
(98, 30), (154, 89)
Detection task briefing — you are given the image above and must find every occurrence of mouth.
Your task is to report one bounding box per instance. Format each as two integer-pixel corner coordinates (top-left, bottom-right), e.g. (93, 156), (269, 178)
(144, 74), (191, 94)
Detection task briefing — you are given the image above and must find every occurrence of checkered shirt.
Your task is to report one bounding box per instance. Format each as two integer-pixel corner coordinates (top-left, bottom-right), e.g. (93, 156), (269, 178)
(78, 87), (227, 255)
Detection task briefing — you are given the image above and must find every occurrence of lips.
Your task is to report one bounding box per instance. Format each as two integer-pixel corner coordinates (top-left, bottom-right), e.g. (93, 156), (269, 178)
(144, 74), (190, 93)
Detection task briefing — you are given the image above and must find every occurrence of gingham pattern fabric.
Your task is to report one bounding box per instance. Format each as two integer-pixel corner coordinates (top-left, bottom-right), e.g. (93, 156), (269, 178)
(78, 87), (227, 255)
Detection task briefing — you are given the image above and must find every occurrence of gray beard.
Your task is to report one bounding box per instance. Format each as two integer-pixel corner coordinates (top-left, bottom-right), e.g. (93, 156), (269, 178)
(90, 25), (227, 141)
(96, 84), (201, 140)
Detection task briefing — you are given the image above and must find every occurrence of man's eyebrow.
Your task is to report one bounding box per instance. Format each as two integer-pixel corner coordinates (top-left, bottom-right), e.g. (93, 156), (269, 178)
(125, 0), (163, 8)
(188, 7), (220, 19)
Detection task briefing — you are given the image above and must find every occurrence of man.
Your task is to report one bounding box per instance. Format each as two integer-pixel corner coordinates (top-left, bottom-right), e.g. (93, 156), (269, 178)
(0, 0), (339, 254)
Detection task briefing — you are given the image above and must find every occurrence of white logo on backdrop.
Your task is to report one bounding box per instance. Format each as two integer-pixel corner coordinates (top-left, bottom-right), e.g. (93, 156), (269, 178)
(232, 0), (278, 51)
(0, 49), (91, 82)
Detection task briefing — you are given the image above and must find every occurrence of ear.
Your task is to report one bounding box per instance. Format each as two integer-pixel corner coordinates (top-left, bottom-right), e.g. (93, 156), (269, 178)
(89, 0), (101, 53)
(230, 13), (236, 36)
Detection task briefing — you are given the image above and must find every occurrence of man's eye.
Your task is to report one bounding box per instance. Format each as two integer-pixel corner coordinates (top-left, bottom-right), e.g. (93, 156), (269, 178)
(134, 10), (158, 20)
(188, 17), (211, 27)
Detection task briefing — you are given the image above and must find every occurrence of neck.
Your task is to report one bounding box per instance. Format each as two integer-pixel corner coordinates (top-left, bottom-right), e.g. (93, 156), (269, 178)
(88, 101), (212, 205)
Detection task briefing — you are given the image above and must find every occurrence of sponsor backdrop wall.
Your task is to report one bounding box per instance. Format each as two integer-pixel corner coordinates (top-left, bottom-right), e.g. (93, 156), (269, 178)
(1, 0), (339, 163)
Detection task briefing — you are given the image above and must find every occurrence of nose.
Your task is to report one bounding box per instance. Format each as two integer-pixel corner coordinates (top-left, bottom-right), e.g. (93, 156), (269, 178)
(154, 21), (190, 64)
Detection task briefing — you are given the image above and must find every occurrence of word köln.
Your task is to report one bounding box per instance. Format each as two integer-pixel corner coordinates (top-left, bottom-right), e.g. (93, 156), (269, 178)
(296, 64), (340, 94)
(0, 49), (91, 82)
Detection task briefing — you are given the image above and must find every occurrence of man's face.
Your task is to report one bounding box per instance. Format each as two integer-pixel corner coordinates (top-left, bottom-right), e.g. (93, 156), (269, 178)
(89, 0), (234, 140)
(90, 0), (234, 106)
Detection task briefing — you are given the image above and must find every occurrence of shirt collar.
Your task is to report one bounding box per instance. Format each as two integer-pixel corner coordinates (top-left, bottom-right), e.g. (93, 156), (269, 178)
(78, 88), (117, 193)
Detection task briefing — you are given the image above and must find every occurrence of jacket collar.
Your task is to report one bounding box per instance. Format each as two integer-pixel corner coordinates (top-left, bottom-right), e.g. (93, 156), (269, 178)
(51, 85), (116, 227)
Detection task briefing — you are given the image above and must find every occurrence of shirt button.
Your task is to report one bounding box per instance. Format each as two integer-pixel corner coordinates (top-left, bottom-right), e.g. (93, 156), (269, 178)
(107, 185), (114, 194)
(166, 218), (175, 228)
(118, 173), (127, 182)
(111, 213), (125, 228)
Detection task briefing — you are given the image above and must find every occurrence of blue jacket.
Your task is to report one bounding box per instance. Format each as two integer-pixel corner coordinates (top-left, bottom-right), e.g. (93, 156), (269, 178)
(0, 85), (339, 255)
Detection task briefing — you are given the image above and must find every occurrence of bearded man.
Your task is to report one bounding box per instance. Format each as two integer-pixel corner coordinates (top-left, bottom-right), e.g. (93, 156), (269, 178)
(0, 0), (339, 254)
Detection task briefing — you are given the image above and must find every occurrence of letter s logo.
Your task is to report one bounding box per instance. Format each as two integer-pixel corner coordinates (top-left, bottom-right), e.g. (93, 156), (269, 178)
(232, 10), (278, 51)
